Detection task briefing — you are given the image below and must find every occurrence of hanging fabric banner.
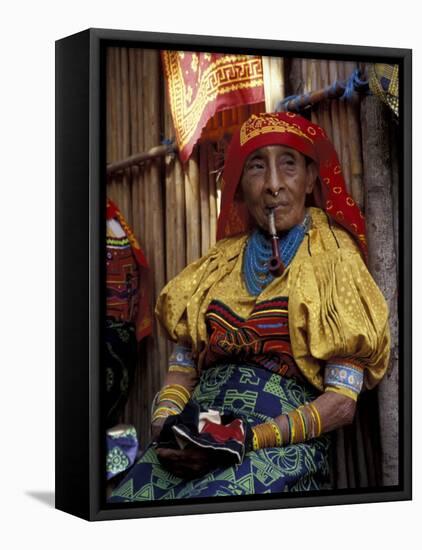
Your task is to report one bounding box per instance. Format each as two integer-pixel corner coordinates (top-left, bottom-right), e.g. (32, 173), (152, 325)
(162, 51), (264, 163)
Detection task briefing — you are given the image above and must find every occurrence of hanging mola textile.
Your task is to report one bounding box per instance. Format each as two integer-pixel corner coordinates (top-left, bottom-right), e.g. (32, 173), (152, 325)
(105, 198), (153, 427)
(161, 51), (264, 163)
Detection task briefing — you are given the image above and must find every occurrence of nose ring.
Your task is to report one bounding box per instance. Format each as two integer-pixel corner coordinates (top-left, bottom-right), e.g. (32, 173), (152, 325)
(272, 190), (279, 197)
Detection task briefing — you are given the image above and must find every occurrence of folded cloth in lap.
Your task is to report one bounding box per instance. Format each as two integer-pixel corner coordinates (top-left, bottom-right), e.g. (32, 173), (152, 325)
(155, 399), (253, 465)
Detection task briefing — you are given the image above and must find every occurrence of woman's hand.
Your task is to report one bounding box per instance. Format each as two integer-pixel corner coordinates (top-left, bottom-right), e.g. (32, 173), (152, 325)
(150, 418), (166, 442)
(155, 446), (220, 479)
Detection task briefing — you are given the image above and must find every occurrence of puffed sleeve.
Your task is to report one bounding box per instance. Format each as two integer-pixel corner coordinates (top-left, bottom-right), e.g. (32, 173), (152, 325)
(288, 247), (390, 395)
(155, 238), (239, 354)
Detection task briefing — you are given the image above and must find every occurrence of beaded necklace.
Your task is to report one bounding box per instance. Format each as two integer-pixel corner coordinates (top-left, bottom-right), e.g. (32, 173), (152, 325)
(243, 212), (311, 296)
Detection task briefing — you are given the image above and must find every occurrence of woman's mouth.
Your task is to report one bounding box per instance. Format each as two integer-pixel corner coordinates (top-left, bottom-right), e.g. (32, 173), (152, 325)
(265, 203), (289, 213)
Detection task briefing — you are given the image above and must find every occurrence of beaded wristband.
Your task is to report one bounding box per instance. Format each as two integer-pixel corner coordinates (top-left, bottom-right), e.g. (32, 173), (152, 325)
(152, 384), (191, 420)
(157, 391), (188, 411)
(251, 420), (283, 450)
(289, 410), (301, 444)
(308, 403), (322, 437)
(151, 405), (180, 423)
(270, 420), (283, 446)
(159, 384), (191, 403)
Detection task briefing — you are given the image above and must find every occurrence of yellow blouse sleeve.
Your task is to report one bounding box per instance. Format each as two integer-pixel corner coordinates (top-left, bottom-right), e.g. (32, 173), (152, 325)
(288, 247), (391, 393)
(155, 237), (241, 355)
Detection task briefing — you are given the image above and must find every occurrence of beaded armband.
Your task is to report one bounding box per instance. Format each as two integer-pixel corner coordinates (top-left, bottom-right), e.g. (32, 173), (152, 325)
(324, 358), (364, 402)
(151, 344), (196, 424)
(167, 343), (197, 374)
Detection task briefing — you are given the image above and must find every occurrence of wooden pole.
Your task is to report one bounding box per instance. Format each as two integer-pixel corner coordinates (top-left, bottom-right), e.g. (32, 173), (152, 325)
(106, 48), (120, 207)
(317, 60), (334, 142)
(309, 59), (320, 125)
(135, 49), (150, 448)
(199, 143), (210, 256)
(107, 144), (178, 175)
(119, 47), (132, 225)
(113, 44), (125, 215)
(336, 62), (352, 195)
(361, 95), (399, 486)
(208, 142), (218, 247)
(262, 55), (285, 113)
(344, 425), (357, 488)
(164, 78), (178, 282)
(344, 61), (365, 210)
(174, 152), (187, 275)
(327, 62), (343, 175)
(335, 428), (348, 489)
(354, 405), (369, 487)
(184, 146), (201, 264)
(142, 49), (167, 426)
(389, 113), (400, 270)
(128, 47), (141, 241)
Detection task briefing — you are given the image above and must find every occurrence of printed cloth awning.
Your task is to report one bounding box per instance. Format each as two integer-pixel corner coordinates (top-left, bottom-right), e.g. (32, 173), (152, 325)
(162, 51), (264, 163)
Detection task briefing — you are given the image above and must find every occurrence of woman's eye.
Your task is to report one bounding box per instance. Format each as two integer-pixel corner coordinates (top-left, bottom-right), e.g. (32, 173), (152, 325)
(282, 158), (295, 166)
(248, 161), (264, 170)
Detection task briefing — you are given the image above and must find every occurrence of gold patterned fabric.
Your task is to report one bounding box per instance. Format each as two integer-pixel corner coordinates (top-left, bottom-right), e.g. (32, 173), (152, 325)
(368, 63), (399, 117)
(155, 207), (390, 391)
(161, 51), (264, 162)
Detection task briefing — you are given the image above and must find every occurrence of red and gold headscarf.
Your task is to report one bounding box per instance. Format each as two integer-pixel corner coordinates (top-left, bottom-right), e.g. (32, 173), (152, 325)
(216, 112), (367, 259)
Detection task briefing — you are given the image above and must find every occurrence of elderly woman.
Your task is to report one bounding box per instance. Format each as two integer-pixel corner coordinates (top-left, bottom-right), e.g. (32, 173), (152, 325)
(109, 112), (390, 501)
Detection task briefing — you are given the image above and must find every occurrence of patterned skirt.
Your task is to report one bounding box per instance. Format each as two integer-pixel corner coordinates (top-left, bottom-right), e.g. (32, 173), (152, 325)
(108, 363), (331, 502)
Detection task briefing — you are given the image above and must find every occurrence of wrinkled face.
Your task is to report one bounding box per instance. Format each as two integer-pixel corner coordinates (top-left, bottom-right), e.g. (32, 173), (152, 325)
(240, 144), (316, 233)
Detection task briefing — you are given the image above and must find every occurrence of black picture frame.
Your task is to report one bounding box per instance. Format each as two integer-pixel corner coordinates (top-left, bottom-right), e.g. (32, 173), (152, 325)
(55, 27), (412, 521)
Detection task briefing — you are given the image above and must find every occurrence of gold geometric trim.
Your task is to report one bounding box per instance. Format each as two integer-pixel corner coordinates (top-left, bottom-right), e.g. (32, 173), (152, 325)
(240, 114), (314, 146)
(163, 52), (264, 149)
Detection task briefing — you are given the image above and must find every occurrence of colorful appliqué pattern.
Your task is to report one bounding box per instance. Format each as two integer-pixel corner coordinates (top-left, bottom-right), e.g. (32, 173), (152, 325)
(203, 298), (296, 377)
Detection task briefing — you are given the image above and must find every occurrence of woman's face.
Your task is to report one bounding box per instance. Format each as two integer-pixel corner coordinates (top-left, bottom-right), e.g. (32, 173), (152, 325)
(240, 144), (316, 233)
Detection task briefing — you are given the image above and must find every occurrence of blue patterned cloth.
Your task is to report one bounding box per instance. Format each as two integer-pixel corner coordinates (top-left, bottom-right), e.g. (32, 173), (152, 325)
(106, 425), (139, 480)
(108, 364), (331, 501)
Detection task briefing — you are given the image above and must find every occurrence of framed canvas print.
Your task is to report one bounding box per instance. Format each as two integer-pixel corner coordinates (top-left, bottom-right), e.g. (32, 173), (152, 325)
(55, 28), (412, 521)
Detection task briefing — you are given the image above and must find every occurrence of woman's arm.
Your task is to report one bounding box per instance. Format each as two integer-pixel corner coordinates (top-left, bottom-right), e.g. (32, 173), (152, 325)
(272, 391), (356, 446)
(150, 343), (199, 438)
(251, 359), (362, 450)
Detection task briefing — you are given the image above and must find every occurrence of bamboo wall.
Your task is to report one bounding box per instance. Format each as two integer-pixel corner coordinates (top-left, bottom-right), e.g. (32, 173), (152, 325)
(106, 48), (399, 489)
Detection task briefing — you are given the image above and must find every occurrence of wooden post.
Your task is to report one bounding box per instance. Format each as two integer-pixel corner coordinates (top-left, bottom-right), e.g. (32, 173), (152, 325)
(308, 59), (320, 125)
(199, 144), (210, 256)
(262, 56), (285, 112)
(142, 49), (168, 445)
(334, 429), (348, 489)
(164, 81), (178, 283)
(208, 143), (218, 247)
(119, 47), (132, 225)
(361, 95), (399, 486)
(318, 60), (334, 142)
(184, 146), (201, 264)
(344, 61), (365, 210)
(106, 47), (119, 206)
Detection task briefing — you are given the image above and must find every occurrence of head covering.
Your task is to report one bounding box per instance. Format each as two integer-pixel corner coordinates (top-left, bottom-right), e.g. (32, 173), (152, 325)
(216, 112), (367, 259)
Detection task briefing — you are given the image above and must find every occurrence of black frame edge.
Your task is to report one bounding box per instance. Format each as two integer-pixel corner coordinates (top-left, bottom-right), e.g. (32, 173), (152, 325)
(55, 29), (92, 521)
(401, 48), (412, 501)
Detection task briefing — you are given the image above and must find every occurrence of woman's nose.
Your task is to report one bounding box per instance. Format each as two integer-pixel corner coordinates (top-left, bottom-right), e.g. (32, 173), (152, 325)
(265, 165), (284, 195)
